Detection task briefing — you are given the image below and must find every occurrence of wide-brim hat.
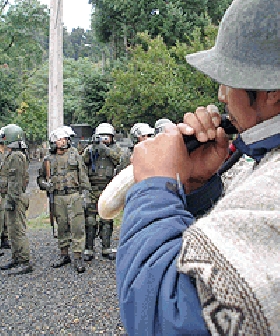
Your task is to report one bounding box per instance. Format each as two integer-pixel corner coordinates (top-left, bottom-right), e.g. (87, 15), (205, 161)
(186, 0), (280, 90)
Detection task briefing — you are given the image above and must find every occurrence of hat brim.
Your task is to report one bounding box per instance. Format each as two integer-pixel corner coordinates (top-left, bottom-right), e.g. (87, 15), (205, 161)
(186, 48), (280, 91)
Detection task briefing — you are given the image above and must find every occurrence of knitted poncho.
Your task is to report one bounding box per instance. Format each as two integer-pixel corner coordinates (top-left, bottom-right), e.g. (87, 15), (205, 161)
(178, 146), (280, 335)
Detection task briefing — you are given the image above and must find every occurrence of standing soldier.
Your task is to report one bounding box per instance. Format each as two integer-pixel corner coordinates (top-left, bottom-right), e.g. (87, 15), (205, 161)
(130, 123), (154, 146)
(0, 127), (10, 252)
(37, 128), (90, 273)
(0, 124), (32, 274)
(82, 123), (123, 261)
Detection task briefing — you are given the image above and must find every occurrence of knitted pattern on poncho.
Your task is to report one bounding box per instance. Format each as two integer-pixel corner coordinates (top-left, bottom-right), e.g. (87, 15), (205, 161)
(178, 147), (280, 335)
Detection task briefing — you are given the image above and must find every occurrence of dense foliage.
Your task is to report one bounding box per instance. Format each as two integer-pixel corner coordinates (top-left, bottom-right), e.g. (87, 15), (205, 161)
(0, 0), (233, 141)
(92, 0), (233, 58)
(99, 22), (220, 129)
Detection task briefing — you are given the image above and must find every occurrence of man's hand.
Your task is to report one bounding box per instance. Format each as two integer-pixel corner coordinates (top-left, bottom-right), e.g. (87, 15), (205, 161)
(177, 105), (228, 192)
(132, 124), (191, 184)
(5, 200), (15, 211)
(97, 143), (108, 156)
(41, 181), (53, 192)
(132, 105), (228, 193)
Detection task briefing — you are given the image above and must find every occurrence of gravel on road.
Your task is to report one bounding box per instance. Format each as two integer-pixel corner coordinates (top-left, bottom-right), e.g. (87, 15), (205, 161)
(0, 226), (127, 335)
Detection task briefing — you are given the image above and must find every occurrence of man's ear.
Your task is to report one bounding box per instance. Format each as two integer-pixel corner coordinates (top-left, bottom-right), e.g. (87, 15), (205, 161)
(266, 90), (280, 106)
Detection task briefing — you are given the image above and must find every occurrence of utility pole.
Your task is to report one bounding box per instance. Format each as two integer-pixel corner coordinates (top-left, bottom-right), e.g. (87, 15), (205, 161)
(48, 0), (64, 136)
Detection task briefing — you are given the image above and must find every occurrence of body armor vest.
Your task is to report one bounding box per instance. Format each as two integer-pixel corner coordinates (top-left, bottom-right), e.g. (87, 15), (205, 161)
(48, 149), (80, 191)
(86, 145), (116, 186)
(0, 152), (8, 195)
(5, 151), (29, 194)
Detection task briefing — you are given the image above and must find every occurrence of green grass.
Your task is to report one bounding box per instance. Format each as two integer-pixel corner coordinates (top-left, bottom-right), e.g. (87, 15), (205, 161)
(27, 210), (124, 230)
(113, 210), (124, 228)
(27, 213), (50, 230)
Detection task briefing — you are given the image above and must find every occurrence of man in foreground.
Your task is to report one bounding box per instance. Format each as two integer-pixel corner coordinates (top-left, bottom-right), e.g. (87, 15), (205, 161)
(116, 0), (279, 334)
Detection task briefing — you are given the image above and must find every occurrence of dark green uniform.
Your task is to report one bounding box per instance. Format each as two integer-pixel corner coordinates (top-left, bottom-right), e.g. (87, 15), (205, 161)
(38, 147), (90, 254)
(0, 151), (9, 249)
(3, 151), (30, 263)
(82, 142), (123, 259)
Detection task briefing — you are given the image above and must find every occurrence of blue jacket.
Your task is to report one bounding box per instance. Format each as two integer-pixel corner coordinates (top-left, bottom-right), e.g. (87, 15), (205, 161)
(116, 175), (223, 335)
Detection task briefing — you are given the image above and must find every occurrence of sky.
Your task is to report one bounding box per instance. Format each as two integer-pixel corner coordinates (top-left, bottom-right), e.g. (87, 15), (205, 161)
(39, 0), (92, 32)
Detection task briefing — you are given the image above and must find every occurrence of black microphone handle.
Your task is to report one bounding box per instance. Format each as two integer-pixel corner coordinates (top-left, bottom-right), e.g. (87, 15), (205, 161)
(183, 116), (238, 153)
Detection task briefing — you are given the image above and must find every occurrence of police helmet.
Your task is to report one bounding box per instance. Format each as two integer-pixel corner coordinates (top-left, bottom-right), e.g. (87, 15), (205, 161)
(2, 124), (27, 149)
(49, 128), (69, 151)
(95, 123), (115, 136)
(57, 126), (76, 148)
(154, 119), (173, 134)
(130, 123), (154, 144)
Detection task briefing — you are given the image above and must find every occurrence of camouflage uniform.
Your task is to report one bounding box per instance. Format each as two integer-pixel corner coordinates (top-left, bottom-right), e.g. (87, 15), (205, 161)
(3, 150), (30, 263)
(0, 150), (10, 250)
(38, 147), (90, 255)
(83, 142), (123, 260)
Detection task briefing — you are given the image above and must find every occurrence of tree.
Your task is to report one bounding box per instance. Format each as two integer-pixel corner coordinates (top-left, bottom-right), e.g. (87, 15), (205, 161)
(77, 70), (110, 126)
(0, 65), (21, 127)
(99, 21), (221, 129)
(0, 0), (50, 70)
(91, 0), (232, 59)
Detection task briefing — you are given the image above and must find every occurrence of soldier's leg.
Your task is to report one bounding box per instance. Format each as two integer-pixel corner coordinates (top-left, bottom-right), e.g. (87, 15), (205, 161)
(0, 195), (10, 249)
(52, 195), (71, 268)
(0, 200), (4, 256)
(99, 218), (116, 260)
(84, 207), (98, 261)
(1, 195), (32, 273)
(1, 220), (11, 250)
(68, 193), (85, 273)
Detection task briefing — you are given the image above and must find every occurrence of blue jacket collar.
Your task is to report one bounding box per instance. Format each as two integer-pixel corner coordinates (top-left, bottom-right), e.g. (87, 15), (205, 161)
(233, 114), (280, 162)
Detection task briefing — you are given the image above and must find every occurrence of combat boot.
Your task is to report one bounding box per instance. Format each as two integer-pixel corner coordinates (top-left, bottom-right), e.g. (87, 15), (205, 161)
(1, 233), (11, 249)
(1, 259), (32, 274)
(84, 250), (94, 262)
(1, 259), (19, 270)
(102, 248), (117, 261)
(100, 220), (116, 260)
(73, 253), (85, 273)
(84, 224), (96, 262)
(52, 247), (71, 268)
(12, 261), (33, 275)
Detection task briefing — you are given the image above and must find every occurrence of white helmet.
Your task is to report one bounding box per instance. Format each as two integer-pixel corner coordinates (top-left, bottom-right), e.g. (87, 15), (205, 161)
(154, 118), (172, 134)
(49, 128), (69, 143)
(131, 123), (154, 137)
(57, 126), (76, 137)
(95, 123), (115, 136)
(130, 123), (154, 144)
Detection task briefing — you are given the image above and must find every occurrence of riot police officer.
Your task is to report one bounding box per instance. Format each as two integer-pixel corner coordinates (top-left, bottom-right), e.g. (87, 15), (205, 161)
(0, 127), (8, 256)
(130, 123), (154, 146)
(37, 128), (91, 273)
(82, 123), (124, 261)
(0, 124), (32, 274)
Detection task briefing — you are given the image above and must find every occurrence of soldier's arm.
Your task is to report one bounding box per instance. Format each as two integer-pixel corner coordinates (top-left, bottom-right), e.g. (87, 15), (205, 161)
(7, 153), (24, 203)
(105, 144), (123, 166)
(77, 155), (91, 191)
(37, 156), (49, 190)
(82, 146), (90, 165)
